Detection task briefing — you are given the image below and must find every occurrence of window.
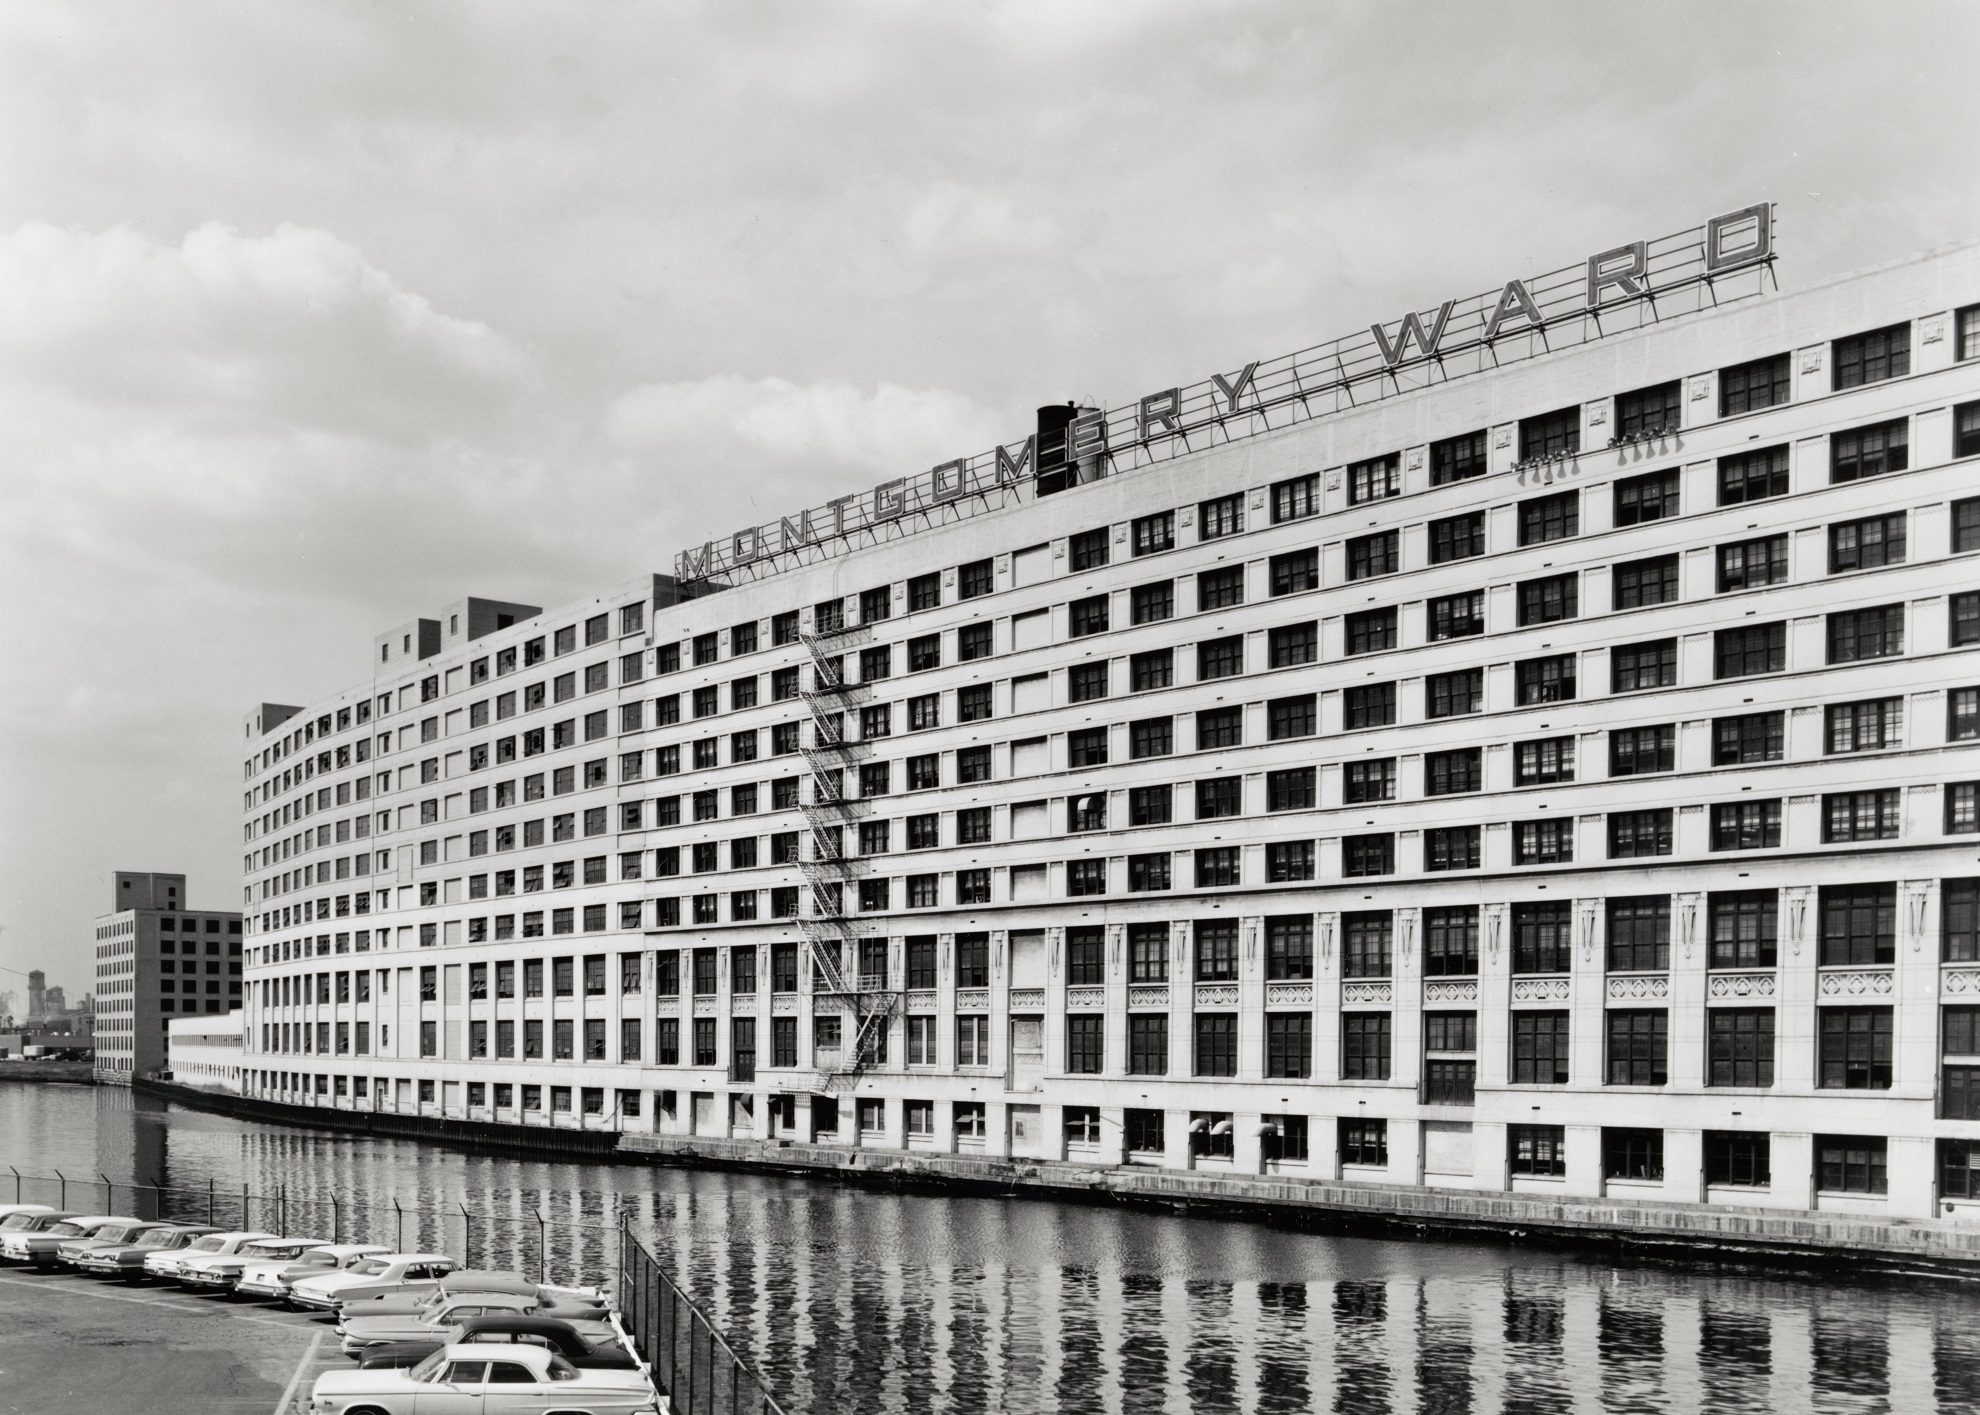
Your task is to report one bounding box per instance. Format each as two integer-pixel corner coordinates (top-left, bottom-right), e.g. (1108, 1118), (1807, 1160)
(1711, 800), (1781, 851)
(1615, 380), (1680, 438)
(1614, 467), (1680, 527)
(958, 623), (992, 662)
(1131, 581), (1174, 625)
(1131, 650), (1174, 693)
(1269, 621), (1317, 666)
(957, 558), (993, 600)
(1959, 402), (1980, 459)
(1344, 607), (1396, 655)
(1267, 766), (1315, 811)
(1193, 1015), (1237, 1077)
(1714, 623), (1784, 678)
(1831, 419), (1908, 482)
(1609, 809), (1672, 859)
(1196, 706), (1242, 750)
(1066, 1016), (1104, 1074)
(1514, 819), (1572, 865)
(1425, 825), (1480, 871)
(1343, 759), (1395, 804)
(1607, 896), (1670, 971)
(1511, 1013), (1570, 1085)
(1197, 636), (1243, 680)
(1514, 736), (1574, 786)
(1069, 595), (1109, 637)
(1344, 681), (1396, 728)
(1718, 445), (1789, 505)
(1829, 512), (1906, 572)
(1130, 717), (1173, 759)
(1346, 531), (1398, 581)
(1710, 890), (1778, 969)
(1341, 1013), (1390, 1080)
(1717, 534), (1788, 592)
(1129, 785), (1172, 826)
(1270, 549), (1318, 596)
(1518, 491), (1578, 546)
(1339, 1118), (1387, 1167)
(1426, 747), (1481, 796)
(1963, 305), (1980, 362)
(1713, 711), (1783, 765)
(1194, 847), (1239, 888)
(1951, 782), (1980, 835)
(1068, 527), (1109, 570)
(1428, 510), (1485, 564)
(1265, 1014), (1312, 1079)
(1820, 884), (1896, 966)
(1195, 777), (1241, 820)
(1603, 1128), (1665, 1182)
(1347, 453), (1399, 505)
(1820, 1008), (1893, 1090)
(1827, 604), (1904, 663)
(1612, 555), (1678, 610)
(1816, 1136), (1888, 1195)
(1955, 592), (1980, 648)
(1343, 911), (1392, 978)
(1068, 727), (1108, 768)
(1612, 639), (1676, 692)
(1132, 512), (1175, 556)
(1515, 654), (1575, 705)
(907, 572), (940, 612)
(1719, 352), (1790, 415)
(1705, 1131), (1770, 1187)
(1512, 902), (1571, 974)
(1955, 689), (1980, 744)
(1519, 407), (1580, 461)
(1427, 668), (1483, 718)
(1268, 695), (1316, 740)
(1826, 698), (1903, 754)
(1423, 906), (1478, 976)
(1430, 429), (1487, 485)
(1342, 833), (1394, 878)
(1606, 1011), (1668, 1086)
(1708, 1009), (1774, 1087)
(1199, 493), (1243, 539)
(1833, 322), (1909, 389)
(1272, 472), (1319, 523)
(1610, 724), (1674, 776)
(1428, 590), (1484, 641)
(1823, 789), (1901, 843)
(1509, 1124), (1567, 1178)
(1193, 922), (1238, 982)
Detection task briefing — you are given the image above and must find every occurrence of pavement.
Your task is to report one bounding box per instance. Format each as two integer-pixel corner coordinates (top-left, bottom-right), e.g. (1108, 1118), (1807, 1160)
(0, 1265), (344, 1415)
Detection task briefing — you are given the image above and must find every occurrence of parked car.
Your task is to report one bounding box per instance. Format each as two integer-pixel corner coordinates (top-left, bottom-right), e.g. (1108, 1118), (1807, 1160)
(179, 1235), (335, 1293)
(141, 1230), (277, 1282)
(289, 1253), (458, 1312)
(55, 1219), (169, 1268)
(72, 1224), (220, 1279)
(346, 1270), (608, 1319)
(0, 1204), (52, 1223)
(0, 1211), (78, 1262)
(236, 1243), (391, 1303)
(338, 1292), (546, 1356)
(309, 1343), (660, 1415)
(355, 1313), (640, 1371)
(0, 1215), (140, 1269)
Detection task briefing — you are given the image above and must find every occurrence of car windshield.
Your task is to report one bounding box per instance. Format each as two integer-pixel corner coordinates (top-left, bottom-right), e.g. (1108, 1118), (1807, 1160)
(0, 1215), (39, 1231)
(135, 1230), (180, 1248)
(349, 1258), (391, 1275)
(187, 1236), (225, 1252)
(46, 1222), (87, 1236)
(409, 1352), (449, 1383)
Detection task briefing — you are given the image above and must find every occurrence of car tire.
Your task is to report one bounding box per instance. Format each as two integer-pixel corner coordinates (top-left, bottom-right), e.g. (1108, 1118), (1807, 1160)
(345, 1407), (391, 1415)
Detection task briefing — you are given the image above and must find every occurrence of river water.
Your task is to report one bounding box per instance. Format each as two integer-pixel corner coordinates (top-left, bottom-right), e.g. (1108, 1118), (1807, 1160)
(1, 1081), (1975, 1414)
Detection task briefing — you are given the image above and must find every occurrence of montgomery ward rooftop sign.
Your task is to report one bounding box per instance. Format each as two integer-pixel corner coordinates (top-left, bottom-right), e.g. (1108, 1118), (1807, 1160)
(675, 203), (1775, 585)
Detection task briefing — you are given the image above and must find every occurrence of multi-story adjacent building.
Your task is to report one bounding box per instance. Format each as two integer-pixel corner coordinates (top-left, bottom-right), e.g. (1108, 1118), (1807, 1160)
(93, 872), (243, 1082)
(238, 215), (1980, 1222)
(166, 1011), (244, 1092)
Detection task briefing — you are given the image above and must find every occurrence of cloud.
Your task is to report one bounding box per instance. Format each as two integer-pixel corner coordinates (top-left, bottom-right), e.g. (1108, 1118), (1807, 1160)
(0, 221), (530, 444)
(605, 374), (1007, 483)
(904, 181), (1059, 259)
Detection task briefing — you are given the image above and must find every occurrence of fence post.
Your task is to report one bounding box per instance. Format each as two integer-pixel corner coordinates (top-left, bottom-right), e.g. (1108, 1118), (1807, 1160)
(279, 1185), (287, 1237)
(536, 1208), (547, 1284)
(330, 1195), (341, 1244)
(10, 1167), (19, 1204)
(207, 1178), (214, 1226)
(53, 1169), (65, 1208)
(241, 1183), (249, 1230)
(99, 1172), (113, 1214)
(394, 1198), (404, 1254)
(150, 1177), (165, 1223)
(459, 1204), (471, 1268)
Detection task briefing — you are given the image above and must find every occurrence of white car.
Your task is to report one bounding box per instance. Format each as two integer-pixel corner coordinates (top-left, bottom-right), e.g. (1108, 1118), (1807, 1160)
(309, 1343), (660, 1415)
(290, 1253), (458, 1312)
(73, 1223), (219, 1278)
(178, 1235), (334, 1292)
(236, 1243), (391, 1303)
(141, 1230), (278, 1282)
(0, 1204), (51, 1223)
(0, 1214), (138, 1268)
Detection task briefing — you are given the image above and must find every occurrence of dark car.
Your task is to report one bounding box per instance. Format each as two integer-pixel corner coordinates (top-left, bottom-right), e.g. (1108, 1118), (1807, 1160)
(353, 1312), (638, 1371)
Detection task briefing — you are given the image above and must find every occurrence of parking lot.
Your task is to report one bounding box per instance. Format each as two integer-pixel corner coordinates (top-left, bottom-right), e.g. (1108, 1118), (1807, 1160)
(0, 1266), (344, 1415)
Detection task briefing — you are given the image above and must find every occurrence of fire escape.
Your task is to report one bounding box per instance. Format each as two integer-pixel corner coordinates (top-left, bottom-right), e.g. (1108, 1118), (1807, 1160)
(795, 615), (899, 1095)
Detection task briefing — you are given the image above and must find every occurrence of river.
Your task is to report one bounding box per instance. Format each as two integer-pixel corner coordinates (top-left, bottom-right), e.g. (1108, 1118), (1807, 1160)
(1, 1081), (1974, 1414)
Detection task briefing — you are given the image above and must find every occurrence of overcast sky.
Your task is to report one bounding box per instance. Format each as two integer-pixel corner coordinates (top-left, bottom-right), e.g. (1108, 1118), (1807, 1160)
(3, 0), (1978, 1000)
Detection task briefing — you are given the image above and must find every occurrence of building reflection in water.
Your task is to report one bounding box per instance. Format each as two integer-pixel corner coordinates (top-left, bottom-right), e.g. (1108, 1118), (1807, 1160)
(4, 1086), (1978, 1415)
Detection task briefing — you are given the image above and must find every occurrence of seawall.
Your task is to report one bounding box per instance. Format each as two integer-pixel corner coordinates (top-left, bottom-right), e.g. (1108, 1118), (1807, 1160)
(136, 1079), (1980, 1281)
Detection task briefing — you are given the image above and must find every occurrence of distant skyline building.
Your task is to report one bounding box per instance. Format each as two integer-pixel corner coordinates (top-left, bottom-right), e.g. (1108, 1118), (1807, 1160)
(234, 218), (1980, 1223)
(93, 871), (242, 1083)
